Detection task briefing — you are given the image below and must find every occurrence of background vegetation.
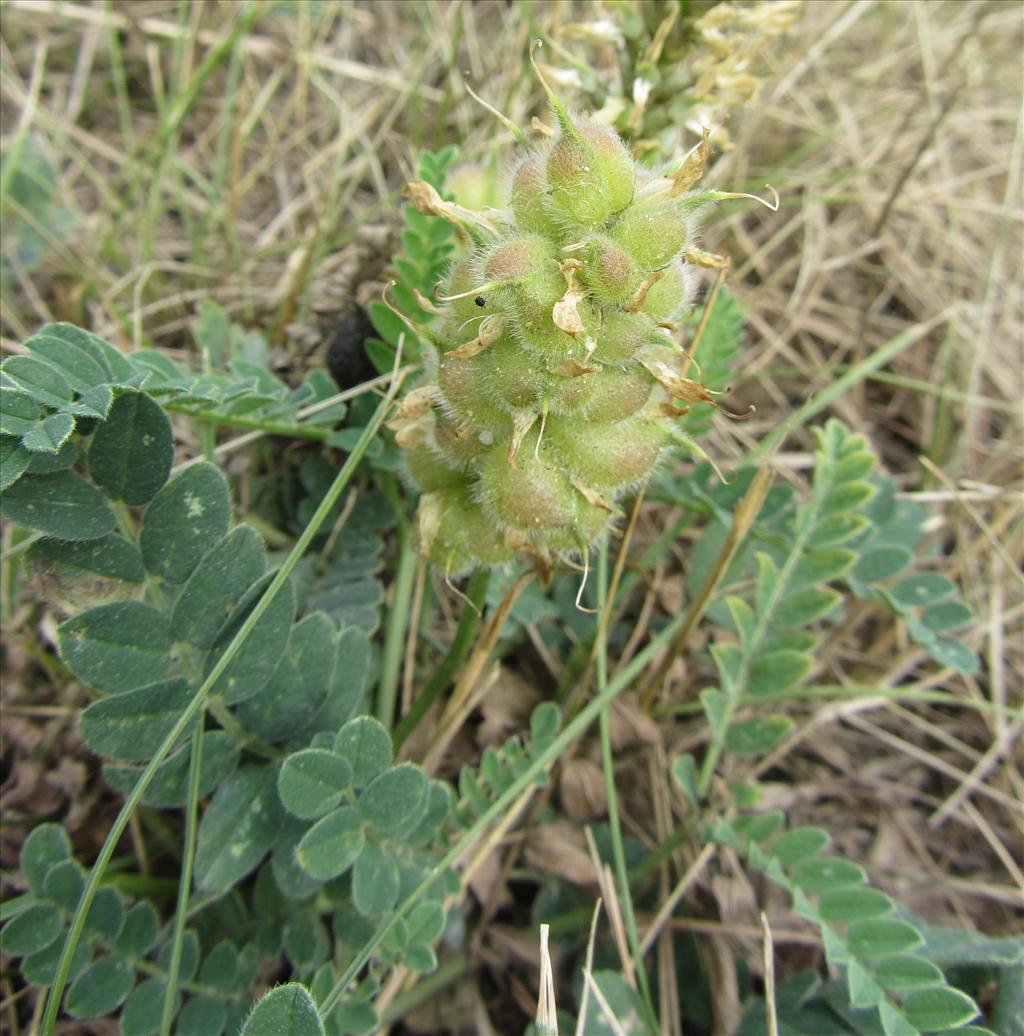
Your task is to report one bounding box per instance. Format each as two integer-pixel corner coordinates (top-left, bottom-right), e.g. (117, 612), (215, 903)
(1, 2), (1020, 1034)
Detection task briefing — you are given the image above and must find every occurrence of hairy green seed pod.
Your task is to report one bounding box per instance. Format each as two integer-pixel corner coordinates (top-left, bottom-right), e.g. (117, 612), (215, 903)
(582, 364), (655, 423)
(510, 156), (560, 237)
(581, 235), (643, 305)
(433, 412), (491, 469)
(545, 118), (635, 227)
(477, 427), (579, 532)
(591, 311), (668, 365)
(421, 484), (516, 573)
(642, 258), (693, 323)
(611, 195), (706, 270)
(545, 413), (669, 490)
(437, 351), (512, 435)
(403, 443), (463, 493)
(477, 234), (563, 310)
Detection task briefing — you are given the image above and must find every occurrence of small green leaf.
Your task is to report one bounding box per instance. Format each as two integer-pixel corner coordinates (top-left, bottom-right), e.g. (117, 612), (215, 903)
(42, 860), (85, 912)
(334, 716), (393, 787)
(122, 978), (179, 1036)
(700, 687), (728, 732)
(818, 887), (893, 923)
(195, 765), (284, 893)
(278, 749), (353, 820)
(1, 902), (63, 955)
(774, 586), (842, 628)
(28, 538), (146, 609)
(871, 955), (944, 991)
(139, 462), (231, 583)
(22, 411), (75, 453)
(199, 940), (240, 989)
(791, 856), (866, 892)
(0, 435), (31, 489)
(58, 602), (172, 694)
(846, 918), (924, 958)
(23, 328), (109, 390)
(104, 730), (239, 807)
(332, 997), (380, 1033)
(26, 438), (79, 473)
(792, 547), (856, 587)
(204, 571), (296, 704)
(405, 780), (454, 847)
(295, 807), (365, 881)
(367, 300), (407, 347)
(892, 573), (957, 607)
(241, 983), (325, 1036)
(771, 827), (831, 865)
(195, 299), (233, 367)
(406, 900), (445, 946)
(822, 480), (875, 514)
(284, 918), (328, 971)
(20, 823), (71, 895)
(1, 354), (73, 409)
(404, 942), (438, 974)
(711, 642), (742, 691)
(724, 715), (794, 755)
(925, 634), (978, 674)
(81, 885), (124, 943)
(920, 600), (972, 632)
(235, 612), (337, 743)
(851, 546), (914, 584)
(749, 649), (812, 696)
(725, 596), (755, 647)
(116, 902), (160, 959)
(0, 390), (41, 436)
(0, 470), (116, 540)
(79, 678), (196, 759)
(157, 928), (199, 980)
(846, 957), (884, 1009)
(272, 819), (325, 900)
(807, 512), (870, 547)
(530, 701), (561, 744)
(835, 450), (875, 483)
(88, 390), (173, 505)
(754, 553), (779, 616)
(357, 763), (428, 838)
(352, 841), (399, 918)
(672, 754), (700, 808)
(902, 986), (980, 1032)
(21, 936), (91, 987)
(65, 953), (134, 1019)
(170, 525), (266, 648)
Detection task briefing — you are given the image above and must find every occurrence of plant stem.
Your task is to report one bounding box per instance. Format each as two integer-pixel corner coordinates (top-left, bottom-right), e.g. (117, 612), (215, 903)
(595, 542), (660, 1032)
(392, 567), (490, 749)
(159, 719), (204, 1036)
(377, 481), (418, 729)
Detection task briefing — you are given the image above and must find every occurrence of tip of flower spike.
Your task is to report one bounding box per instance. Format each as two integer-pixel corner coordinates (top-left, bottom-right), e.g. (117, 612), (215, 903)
(463, 73), (530, 148)
(530, 39), (581, 143)
(703, 185), (780, 212)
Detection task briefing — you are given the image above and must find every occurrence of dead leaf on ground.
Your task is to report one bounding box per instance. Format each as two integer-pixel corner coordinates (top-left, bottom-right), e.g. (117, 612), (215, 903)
(523, 820), (599, 886)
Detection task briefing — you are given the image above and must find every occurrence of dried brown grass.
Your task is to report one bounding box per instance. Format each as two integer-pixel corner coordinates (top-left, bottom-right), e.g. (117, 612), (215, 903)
(1, 1), (1021, 1032)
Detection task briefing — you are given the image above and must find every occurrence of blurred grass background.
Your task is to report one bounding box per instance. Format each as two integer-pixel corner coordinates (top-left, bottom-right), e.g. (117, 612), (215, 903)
(1, 1), (1021, 1031)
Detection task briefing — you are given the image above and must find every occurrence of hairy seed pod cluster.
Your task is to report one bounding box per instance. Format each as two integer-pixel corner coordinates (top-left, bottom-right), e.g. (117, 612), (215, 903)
(390, 56), (761, 575)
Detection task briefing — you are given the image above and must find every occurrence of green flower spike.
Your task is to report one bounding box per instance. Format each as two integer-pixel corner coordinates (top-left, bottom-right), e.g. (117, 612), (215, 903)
(392, 42), (776, 576)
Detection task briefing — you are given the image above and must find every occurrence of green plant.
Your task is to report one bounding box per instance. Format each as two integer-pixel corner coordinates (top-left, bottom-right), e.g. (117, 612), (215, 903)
(390, 53), (768, 574)
(0, 39), (1013, 1036)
